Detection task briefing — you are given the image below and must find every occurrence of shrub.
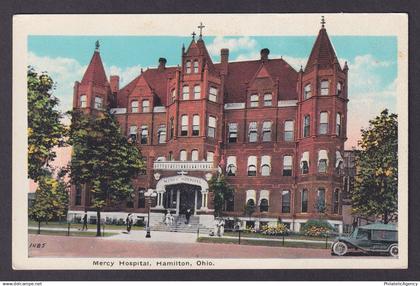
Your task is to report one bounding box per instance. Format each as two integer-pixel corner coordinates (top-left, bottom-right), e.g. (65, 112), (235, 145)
(301, 220), (334, 237)
(260, 224), (289, 236)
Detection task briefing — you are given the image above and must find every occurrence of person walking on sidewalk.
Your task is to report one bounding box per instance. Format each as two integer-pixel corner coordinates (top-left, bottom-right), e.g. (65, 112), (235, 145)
(81, 211), (88, 231)
(126, 213), (133, 233)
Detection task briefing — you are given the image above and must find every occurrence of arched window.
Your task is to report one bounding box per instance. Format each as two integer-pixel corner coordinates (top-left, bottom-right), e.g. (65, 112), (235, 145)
(316, 188), (326, 213)
(194, 85), (201, 99)
(158, 125), (166, 144)
(226, 156), (237, 176)
(303, 115), (310, 137)
(262, 121), (272, 142)
(193, 60), (199, 73)
(284, 120), (294, 141)
(209, 87), (218, 102)
(191, 149), (199, 161)
(181, 115), (188, 136)
(304, 84), (311, 99)
(180, 150), (187, 161)
(248, 121), (258, 142)
(79, 95), (87, 108)
(282, 190), (291, 213)
(182, 86), (189, 100)
(131, 100), (139, 113)
(247, 156), (257, 176)
(318, 150), (328, 173)
(332, 189), (340, 214)
(261, 155), (271, 176)
(319, 112), (328, 135)
(263, 93), (272, 106)
(207, 116), (216, 138)
(320, 80), (329, 96)
(301, 189), (308, 212)
(250, 94), (259, 107)
(300, 151), (309, 174)
(185, 60), (191, 74)
(94, 96), (103, 109)
(129, 125), (137, 142)
(138, 189), (146, 208)
(283, 155), (292, 176)
(142, 100), (150, 112)
(192, 115), (200, 136)
(260, 199), (269, 212)
(206, 151), (214, 162)
(336, 113), (342, 136)
(140, 125), (148, 144)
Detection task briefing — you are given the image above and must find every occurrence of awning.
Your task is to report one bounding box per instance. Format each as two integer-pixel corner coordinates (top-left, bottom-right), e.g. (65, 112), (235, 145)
(248, 156), (257, 166)
(259, 190), (270, 204)
(226, 156), (237, 171)
(318, 150), (329, 165)
(336, 151), (344, 168)
(300, 151), (309, 167)
(261, 155), (271, 166)
(246, 190), (256, 202)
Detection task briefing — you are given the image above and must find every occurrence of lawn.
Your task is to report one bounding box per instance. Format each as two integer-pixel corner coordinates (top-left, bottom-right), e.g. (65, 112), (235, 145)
(28, 229), (117, 237)
(28, 220), (144, 231)
(197, 237), (332, 249)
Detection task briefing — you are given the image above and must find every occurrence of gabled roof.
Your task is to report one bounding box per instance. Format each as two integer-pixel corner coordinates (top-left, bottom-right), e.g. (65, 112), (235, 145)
(185, 38), (216, 73)
(81, 51), (109, 86)
(305, 27), (340, 72)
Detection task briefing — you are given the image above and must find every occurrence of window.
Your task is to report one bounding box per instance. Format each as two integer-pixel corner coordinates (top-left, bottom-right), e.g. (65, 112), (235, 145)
(208, 116), (216, 138)
(181, 115), (188, 136)
(182, 86), (189, 100)
(170, 118), (174, 139)
(228, 123), (238, 143)
(337, 82), (342, 95)
(248, 122), (258, 143)
(263, 93), (272, 106)
(94, 96), (103, 109)
(158, 125), (166, 144)
(284, 120), (294, 141)
(316, 188), (326, 213)
(171, 89), (176, 103)
(301, 189), (308, 212)
(207, 151), (214, 162)
(260, 199), (269, 212)
(209, 87), (218, 102)
(142, 100), (150, 112)
(75, 185), (82, 205)
(262, 121), (272, 142)
(186, 60), (191, 74)
(180, 150), (187, 161)
(191, 149), (199, 161)
(79, 95), (87, 108)
(138, 189), (146, 208)
(247, 156), (257, 176)
(131, 100), (138, 112)
(261, 155), (271, 176)
(300, 151), (309, 174)
(168, 151), (173, 161)
(336, 113), (342, 136)
(304, 84), (311, 99)
(303, 115), (310, 137)
(225, 195), (235, 212)
(140, 125), (148, 144)
(282, 190), (291, 213)
(319, 112), (328, 135)
(250, 94), (259, 107)
(193, 60), (199, 73)
(194, 85), (201, 99)
(283, 155), (292, 176)
(318, 150), (328, 173)
(129, 125), (137, 142)
(192, 115), (200, 136)
(226, 156), (237, 176)
(320, 80), (329, 96)
(332, 189), (339, 214)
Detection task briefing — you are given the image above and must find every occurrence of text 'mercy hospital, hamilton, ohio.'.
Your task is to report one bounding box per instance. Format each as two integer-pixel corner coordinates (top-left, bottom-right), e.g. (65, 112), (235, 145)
(68, 18), (349, 233)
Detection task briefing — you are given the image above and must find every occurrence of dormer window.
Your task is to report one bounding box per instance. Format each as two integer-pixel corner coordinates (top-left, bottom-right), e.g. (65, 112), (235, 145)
(186, 61), (191, 74)
(142, 100), (150, 112)
(194, 85), (201, 99)
(250, 94), (259, 107)
(304, 84), (311, 100)
(209, 87), (218, 102)
(263, 93), (272, 106)
(79, 95), (87, 108)
(131, 100), (138, 113)
(94, 96), (103, 109)
(320, 80), (329, 96)
(193, 60), (199, 73)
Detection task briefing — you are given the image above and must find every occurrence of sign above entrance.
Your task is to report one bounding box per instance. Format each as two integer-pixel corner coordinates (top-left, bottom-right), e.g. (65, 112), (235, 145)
(156, 175), (209, 193)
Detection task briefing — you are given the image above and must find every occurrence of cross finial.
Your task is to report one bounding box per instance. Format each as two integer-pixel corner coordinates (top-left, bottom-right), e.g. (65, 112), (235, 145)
(321, 16), (326, 28)
(198, 22), (205, 38)
(95, 40), (100, 51)
(191, 31), (196, 40)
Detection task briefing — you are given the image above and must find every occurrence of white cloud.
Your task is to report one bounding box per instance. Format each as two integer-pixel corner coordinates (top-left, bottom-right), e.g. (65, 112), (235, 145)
(207, 36), (257, 59)
(107, 64), (142, 87)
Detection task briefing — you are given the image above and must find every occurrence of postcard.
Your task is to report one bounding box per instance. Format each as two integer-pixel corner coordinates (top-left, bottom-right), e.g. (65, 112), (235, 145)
(12, 13), (408, 270)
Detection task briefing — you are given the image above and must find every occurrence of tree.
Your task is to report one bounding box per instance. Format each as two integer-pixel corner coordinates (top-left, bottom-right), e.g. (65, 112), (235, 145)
(208, 174), (234, 218)
(68, 110), (144, 236)
(28, 67), (66, 182)
(29, 174), (69, 233)
(351, 109), (398, 224)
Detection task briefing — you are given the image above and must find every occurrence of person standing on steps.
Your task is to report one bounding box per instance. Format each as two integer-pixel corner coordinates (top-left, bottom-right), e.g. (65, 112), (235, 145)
(185, 208), (191, 225)
(81, 211), (88, 231)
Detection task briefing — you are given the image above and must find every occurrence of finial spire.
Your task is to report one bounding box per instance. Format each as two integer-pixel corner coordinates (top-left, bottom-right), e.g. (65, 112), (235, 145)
(198, 22), (205, 38)
(191, 31), (196, 40)
(95, 40), (100, 51)
(321, 16), (326, 28)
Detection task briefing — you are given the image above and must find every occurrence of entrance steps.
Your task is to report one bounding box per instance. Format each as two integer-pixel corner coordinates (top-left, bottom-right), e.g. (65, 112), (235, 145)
(151, 215), (212, 234)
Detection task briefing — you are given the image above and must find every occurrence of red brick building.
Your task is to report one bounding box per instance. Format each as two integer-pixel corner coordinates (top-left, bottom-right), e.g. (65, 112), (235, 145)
(69, 22), (349, 232)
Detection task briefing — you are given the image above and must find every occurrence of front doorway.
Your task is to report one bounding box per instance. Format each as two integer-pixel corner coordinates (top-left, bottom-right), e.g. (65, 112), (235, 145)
(163, 183), (202, 215)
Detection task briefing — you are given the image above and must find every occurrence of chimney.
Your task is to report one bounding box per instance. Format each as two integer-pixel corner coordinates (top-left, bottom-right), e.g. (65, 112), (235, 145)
(220, 48), (229, 75)
(110, 76), (119, 93)
(158, 57), (167, 71)
(260, 48), (270, 61)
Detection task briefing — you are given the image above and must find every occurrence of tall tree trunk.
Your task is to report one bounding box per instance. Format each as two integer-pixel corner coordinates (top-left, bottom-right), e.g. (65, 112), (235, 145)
(384, 210), (389, 224)
(96, 209), (101, 237)
(38, 220), (41, 234)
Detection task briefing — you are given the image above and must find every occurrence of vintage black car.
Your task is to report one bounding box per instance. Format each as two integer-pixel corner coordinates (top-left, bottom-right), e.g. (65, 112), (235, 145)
(331, 223), (398, 257)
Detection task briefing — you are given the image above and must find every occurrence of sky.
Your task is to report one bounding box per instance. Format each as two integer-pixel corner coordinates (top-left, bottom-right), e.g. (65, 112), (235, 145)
(28, 34), (397, 149)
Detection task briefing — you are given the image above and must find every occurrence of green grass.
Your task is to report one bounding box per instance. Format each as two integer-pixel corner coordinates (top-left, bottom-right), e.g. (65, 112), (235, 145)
(28, 220), (144, 230)
(223, 231), (329, 241)
(197, 237), (331, 249)
(28, 229), (117, 237)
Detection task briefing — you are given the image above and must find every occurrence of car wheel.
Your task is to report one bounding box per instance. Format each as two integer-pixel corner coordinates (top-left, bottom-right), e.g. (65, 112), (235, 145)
(389, 244), (398, 257)
(332, 241), (348, 256)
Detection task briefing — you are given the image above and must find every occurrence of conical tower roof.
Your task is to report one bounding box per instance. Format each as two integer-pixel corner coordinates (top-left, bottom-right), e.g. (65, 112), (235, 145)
(305, 26), (340, 72)
(81, 49), (109, 86)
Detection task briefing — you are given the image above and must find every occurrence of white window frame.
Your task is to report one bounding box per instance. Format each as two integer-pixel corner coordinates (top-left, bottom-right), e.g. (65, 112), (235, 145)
(320, 80), (329, 96)
(228, 123), (238, 143)
(319, 112), (328, 135)
(182, 85), (189, 100)
(140, 125), (148, 144)
(194, 85), (201, 99)
(131, 100), (139, 113)
(247, 156), (257, 176)
(186, 61), (191, 74)
(181, 115), (188, 136)
(263, 93), (272, 106)
(262, 121), (272, 142)
(158, 125), (166, 144)
(261, 155), (271, 176)
(226, 156), (237, 176)
(207, 151), (214, 162)
(250, 94), (259, 107)
(248, 121), (258, 143)
(94, 96), (103, 109)
(80, 94), (87, 108)
(192, 115), (200, 136)
(284, 120), (294, 141)
(208, 116), (216, 138)
(142, 100), (150, 112)
(283, 155), (293, 176)
(304, 84), (311, 100)
(180, 150), (187, 161)
(209, 87), (218, 102)
(191, 149), (199, 161)
(193, 60), (199, 73)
